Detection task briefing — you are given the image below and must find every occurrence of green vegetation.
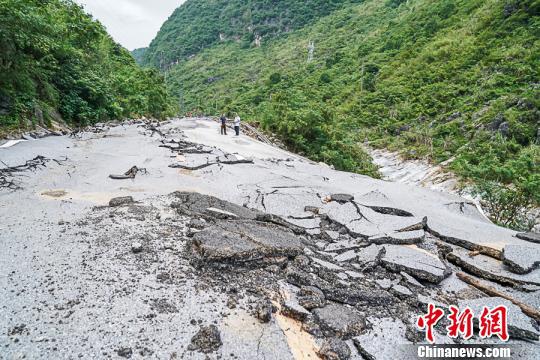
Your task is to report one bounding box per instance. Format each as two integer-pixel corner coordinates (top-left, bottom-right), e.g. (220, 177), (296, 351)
(131, 47), (147, 65)
(0, 0), (174, 133)
(155, 0), (539, 229)
(142, 0), (363, 68)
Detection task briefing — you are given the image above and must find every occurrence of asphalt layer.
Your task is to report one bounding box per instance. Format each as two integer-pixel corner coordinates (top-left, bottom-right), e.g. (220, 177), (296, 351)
(1, 118), (539, 359)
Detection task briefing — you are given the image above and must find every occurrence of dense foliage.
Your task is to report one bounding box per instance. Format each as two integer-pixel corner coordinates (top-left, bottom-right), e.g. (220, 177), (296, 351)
(0, 0), (174, 132)
(157, 0), (539, 229)
(142, 0), (363, 69)
(131, 47), (147, 65)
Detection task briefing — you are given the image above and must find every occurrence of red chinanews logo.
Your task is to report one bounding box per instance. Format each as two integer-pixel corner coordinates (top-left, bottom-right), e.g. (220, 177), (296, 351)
(417, 304), (509, 343)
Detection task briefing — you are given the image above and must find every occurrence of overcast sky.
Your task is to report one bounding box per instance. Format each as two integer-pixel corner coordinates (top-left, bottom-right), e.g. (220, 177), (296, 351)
(75, 0), (185, 50)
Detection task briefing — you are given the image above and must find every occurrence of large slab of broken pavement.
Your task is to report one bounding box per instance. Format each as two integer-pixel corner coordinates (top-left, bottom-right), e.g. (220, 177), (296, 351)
(1, 118), (538, 359)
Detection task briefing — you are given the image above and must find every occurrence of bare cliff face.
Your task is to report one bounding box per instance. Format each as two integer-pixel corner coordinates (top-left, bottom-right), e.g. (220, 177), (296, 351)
(0, 118), (538, 359)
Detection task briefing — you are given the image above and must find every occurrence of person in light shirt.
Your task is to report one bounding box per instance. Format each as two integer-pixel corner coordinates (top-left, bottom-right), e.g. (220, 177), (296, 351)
(233, 114), (241, 136)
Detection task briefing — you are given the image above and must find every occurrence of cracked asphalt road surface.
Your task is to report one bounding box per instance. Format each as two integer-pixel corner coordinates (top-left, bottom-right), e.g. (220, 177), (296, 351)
(1, 118), (538, 359)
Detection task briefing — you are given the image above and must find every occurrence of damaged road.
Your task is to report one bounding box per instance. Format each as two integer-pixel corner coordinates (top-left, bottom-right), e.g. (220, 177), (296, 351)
(1, 118), (539, 359)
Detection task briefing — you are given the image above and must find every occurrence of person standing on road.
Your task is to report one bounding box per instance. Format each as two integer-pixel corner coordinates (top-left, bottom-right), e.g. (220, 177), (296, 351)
(220, 114), (227, 135)
(234, 114), (241, 136)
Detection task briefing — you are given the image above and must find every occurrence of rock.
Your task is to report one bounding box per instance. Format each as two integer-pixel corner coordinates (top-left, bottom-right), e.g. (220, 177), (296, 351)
(131, 242), (143, 253)
(516, 232), (540, 244)
(446, 112), (461, 122)
(116, 347), (133, 358)
(313, 303), (366, 339)
(226, 296), (237, 309)
(281, 300), (311, 321)
(498, 121), (510, 137)
(188, 325), (222, 353)
(395, 124), (410, 135)
(190, 220), (302, 265)
(109, 196), (135, 207)
(487, 113), (505, 132)
(353, 318), (410, 360)
(381, 245), (451, 283)
(255, 299), (273, 323)
(502, 244), (540, 274)
(330, 194), (354, 203)
(458, 297), (539, 341)
(317, 338), (351, 360)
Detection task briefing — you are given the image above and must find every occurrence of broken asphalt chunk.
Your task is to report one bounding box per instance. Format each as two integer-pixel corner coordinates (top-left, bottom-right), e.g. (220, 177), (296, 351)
(368, 230), (425, 245)
(190, 220), (302, 266)
(381, 245), (451, 283)
(317, 338), (351, 360)
(313, 303), (366, 339)
(502, 244), (540, 274)
(458, 297), (539, 341)
(353, 318), (411, 360)
(329, 194), (355, 203)
(281, 300), (311, 321)
(172, 191), (259, 219)
(447, 247), (540, 286)
(109, 196), (134, 207)
(516, 232), (540, 244)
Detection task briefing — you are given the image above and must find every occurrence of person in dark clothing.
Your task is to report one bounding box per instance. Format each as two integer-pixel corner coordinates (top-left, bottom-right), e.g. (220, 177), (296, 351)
(220, 114), (227, 135)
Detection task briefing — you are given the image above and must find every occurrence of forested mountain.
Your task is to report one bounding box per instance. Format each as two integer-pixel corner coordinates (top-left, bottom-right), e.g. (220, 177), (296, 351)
(147, 0), (539, 229)
(142, 0), (364, 68)
(131, 47), (147, 65)
(0, 0), (174, 132)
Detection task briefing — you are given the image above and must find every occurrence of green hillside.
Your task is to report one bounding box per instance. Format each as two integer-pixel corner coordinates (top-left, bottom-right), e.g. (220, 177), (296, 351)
(131, 47), (148, 65)
(0, 0), (174, 132)
(142, 0), (363, 68)
(155, 0), (539, 229)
